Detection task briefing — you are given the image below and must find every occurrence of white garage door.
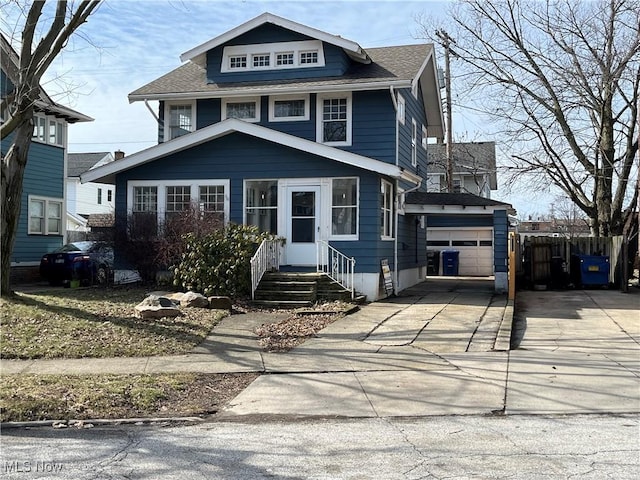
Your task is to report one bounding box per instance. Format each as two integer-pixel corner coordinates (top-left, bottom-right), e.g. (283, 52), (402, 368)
(427, 228), (494, 276)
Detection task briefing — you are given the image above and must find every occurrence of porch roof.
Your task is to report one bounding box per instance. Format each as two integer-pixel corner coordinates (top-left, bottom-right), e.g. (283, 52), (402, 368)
(81, 118), (422, 186)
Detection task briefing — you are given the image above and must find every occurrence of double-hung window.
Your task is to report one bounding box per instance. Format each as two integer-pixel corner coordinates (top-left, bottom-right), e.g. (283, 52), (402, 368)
(381, 180), (394, 239)
(165, 102), (194, 140)
(165, 186), (191, 222)
(28, 196), (62, 235)
(331, 178), (358, 238)
(222, 97), (260, 122)
(317, 93), (351, 145)
(132, 186), (158, 237)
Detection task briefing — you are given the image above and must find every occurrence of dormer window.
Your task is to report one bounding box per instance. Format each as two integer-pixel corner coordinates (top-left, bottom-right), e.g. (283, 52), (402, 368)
(229, 55), (247, 69)
(221, 40), (325, 73)
(276, 52), (294, 66)
(300, 51), (318, 64)
(252, 53), (270, 68)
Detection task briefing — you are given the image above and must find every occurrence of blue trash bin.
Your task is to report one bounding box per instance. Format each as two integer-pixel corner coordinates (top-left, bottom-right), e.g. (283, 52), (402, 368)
(570, 254), (609, 287)
(442, 250), (460, 276)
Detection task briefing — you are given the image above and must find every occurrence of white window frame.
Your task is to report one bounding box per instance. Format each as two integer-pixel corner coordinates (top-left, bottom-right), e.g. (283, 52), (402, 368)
(329, 177), (359, 241)
(127, 179), (230, 227)
(221, 40), (325, 73)
(316, 92), (352, 146)
(397, 94), (405, 125)
(381, 180), (394, 240)
(222, 97), (261, 123)
(28, 195), (63, 235)
(252, 52), (271, 69)
(32, 114), (66, 147)
(422, 125), (428, 149)
(164, 101), (196, 141)
(411, 119), (418, 167)
(244, 179), (279, 234)
(268, 94), (310, 122)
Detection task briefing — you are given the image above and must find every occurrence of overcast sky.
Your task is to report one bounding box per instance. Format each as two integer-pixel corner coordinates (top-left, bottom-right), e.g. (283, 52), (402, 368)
(1, 0), (552, 216)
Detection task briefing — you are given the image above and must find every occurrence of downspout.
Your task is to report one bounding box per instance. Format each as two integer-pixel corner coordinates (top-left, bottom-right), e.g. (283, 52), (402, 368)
(390, 86), (400, 294)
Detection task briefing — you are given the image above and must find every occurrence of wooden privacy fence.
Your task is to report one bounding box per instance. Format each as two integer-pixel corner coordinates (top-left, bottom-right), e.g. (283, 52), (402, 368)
(518, 235), (627, 288)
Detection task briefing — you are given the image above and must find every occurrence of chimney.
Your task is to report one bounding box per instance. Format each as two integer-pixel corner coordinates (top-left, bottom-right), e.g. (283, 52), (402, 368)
(114, 150), (125, 160)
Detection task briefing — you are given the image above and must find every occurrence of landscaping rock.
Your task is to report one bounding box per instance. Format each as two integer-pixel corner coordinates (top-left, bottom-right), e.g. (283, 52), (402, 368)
(134, 295), (181, 319)
(181, 291), (210, 308)
(208, 296), (233, 311)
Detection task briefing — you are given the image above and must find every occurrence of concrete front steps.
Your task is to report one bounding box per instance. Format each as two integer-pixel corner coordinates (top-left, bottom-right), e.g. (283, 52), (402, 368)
(253, 272), (365, 308)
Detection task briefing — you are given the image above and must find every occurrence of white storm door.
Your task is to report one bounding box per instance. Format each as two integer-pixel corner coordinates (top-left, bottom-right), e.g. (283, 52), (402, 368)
(286, 186), (320, 265)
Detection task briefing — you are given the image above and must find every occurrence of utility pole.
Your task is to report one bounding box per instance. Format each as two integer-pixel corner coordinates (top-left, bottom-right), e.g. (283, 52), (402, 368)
(436, 29), (455, 193)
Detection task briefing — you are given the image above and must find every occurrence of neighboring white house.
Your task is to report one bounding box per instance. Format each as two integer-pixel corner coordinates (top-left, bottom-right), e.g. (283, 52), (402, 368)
(66, 151), (118, 238)
(426, 142), (497, 198)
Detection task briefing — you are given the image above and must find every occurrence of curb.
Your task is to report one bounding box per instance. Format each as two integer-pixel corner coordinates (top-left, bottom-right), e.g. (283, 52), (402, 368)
(494, 299), (514, 351)
(1, 416), (206, 430)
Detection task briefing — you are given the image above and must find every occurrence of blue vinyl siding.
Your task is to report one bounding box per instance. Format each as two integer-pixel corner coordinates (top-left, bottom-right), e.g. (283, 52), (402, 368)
(188, 90), (397, 164)
(398, 86), (428, 177)
(493, 210), (509, 273)
(207, 23), (351, 83)
(397, 214), (427, 271)
(1, 137), (65, 263)
(114, 133), (397, 274)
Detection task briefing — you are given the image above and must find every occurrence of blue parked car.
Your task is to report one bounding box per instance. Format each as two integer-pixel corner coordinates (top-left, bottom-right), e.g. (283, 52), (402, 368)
(39, 241), (114, 286)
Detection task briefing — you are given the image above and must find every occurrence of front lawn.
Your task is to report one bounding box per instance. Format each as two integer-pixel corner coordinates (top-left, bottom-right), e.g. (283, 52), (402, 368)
(0, 287), (226, 359)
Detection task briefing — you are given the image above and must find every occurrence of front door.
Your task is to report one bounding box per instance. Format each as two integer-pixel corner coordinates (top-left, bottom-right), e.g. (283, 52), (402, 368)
(286, 186), (320, 265)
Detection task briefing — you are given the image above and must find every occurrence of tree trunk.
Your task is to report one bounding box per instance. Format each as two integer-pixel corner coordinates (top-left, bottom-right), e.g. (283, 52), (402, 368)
(1, 116), (33, 296)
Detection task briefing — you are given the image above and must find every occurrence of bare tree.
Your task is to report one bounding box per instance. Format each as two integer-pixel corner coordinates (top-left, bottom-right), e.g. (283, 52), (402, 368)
(1, 0), (101, 296)
(418, 0), (639, 236)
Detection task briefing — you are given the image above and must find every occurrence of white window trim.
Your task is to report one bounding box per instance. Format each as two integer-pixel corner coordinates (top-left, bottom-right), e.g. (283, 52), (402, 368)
(411, 119), (418, 167)
(28, 195), (63, 235)
(164, 100), (196, 141)
(381, 179), (394, 240)
(221, 40), (325, 73)
(397, 94), (405, 125)
(316, 92), (352, 146)
(421, 125), (428, 149)
(127, 179), (230, 226)
(268, 94), (310, 122)
(32, 114), (66, 147)
(221, 97), (261, 123)
(329, 177), (359, 241)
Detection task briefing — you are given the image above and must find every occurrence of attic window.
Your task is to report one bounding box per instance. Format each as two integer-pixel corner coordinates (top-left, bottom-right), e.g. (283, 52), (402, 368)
(300, 51), (318, 64)
(229, 55), (247, 69)
(221, 40), (325, 73)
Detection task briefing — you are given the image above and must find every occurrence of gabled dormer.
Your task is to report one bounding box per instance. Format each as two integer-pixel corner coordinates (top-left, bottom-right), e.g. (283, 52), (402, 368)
(181, 12), (370, 84)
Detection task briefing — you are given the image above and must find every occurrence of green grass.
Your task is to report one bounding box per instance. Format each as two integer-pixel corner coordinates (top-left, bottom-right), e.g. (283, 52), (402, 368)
(0, 287), (227, 359)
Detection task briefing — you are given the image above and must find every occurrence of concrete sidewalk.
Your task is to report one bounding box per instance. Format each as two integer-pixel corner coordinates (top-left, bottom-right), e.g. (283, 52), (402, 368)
(2, 278), (638, 418)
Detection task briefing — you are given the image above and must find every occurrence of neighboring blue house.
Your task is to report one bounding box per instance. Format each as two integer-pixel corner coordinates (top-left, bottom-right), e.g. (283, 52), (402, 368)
(83, 13), (508, 298)
(1, 36), (92, 282)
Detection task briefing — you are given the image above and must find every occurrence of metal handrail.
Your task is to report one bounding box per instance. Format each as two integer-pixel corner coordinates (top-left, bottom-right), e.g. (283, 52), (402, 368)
(250, 238), (281, 300)
(316, 240), (356, 299)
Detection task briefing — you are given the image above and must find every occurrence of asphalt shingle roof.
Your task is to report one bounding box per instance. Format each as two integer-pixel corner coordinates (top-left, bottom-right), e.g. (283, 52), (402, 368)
(68, 152), (111, 177)
(406, 192), (512, 208)
(129, 44), (433, 98)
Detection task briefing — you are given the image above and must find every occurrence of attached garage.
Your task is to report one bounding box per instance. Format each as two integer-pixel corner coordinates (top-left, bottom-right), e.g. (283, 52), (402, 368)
(427, 227), (494, 276)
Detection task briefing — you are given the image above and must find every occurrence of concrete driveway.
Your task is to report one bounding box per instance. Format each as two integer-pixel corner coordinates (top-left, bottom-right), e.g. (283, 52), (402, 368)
(223, 279), (639, 418)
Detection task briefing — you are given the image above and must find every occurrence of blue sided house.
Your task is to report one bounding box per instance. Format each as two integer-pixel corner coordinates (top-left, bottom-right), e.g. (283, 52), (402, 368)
(83, 13), (510, 299)
(1, 35), (92, 282)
